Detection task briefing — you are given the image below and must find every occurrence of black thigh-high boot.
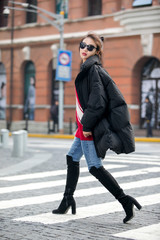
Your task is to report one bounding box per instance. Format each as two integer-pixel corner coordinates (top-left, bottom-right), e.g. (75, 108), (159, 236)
(89, 166), (142, 223)
(52, 155), (79, 215)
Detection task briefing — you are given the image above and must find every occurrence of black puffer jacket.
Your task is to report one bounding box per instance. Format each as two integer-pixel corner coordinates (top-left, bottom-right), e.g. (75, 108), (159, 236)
(75, 55), (135, 158)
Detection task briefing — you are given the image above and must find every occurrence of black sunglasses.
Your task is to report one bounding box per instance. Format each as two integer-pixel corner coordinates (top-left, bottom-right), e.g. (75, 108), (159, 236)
(80, 42), (97, 52)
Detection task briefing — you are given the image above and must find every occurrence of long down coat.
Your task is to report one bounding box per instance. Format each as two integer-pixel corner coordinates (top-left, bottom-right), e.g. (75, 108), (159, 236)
(75, 55), (135, 159)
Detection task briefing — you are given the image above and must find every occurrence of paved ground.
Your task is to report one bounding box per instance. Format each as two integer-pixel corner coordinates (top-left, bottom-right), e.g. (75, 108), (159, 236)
(0, 137), (160, 240)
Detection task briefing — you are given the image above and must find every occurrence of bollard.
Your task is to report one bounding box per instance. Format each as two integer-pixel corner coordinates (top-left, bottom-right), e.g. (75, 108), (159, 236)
(12, 131), (24, 157)
(19, 130), (28, 153)
(0, 129), (9, 148)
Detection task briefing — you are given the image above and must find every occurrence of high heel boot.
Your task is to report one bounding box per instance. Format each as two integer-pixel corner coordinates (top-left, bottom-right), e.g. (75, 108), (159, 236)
(118, 195), (142, 223)
(52, 155), (79, 215)
(89, 166), (142, 223)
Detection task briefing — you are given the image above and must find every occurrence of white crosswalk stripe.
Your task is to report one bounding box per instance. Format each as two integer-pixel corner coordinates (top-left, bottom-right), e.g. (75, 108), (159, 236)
(113, 223), (160, 240)
(0, 164), (127, 181)
(0, 167), (160, 194)
(0, 177), (160, 210)
(0, 152), (160, 239)
(13, 193), (160, 225)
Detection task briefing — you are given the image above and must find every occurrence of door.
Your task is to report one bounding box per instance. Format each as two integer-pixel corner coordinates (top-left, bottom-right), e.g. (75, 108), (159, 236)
(140, 58), (160, 129)
(0, 63), (6, 120)
(24, 61), (36, 120)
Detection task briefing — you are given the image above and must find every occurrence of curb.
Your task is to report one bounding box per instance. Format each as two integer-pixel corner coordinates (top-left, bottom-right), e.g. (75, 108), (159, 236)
(8, 132), (160, 142)
(28, 133), (160, 142)
(135, 137), (160, 142)
(28, 133), (74, 139)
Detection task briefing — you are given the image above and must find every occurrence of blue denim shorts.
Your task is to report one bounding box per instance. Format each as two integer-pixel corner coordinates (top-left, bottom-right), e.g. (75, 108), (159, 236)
(67, 137), (102, 170)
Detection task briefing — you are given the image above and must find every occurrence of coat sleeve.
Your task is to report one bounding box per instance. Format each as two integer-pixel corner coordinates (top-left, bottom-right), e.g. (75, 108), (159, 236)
(81, 66), (107, 132)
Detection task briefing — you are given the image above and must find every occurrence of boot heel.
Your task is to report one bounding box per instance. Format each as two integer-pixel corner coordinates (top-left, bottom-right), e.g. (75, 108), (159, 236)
(71, 202), (76, 214)
(132, 198), (142, 210)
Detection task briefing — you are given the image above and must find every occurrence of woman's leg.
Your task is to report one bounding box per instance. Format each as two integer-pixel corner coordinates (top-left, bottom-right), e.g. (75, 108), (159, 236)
(81, 140), (142, 223)
(81, 140), (123, 198)
(52, 137), (83, 215)
(81, 140), (102, 170)
(67, 137), (83, 163)
(90, 166), (142, 223)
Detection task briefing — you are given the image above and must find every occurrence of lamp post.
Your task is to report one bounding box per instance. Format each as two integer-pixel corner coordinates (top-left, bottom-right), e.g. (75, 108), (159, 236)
(4, 1), (65, 132)
(3, 0), (15, 130)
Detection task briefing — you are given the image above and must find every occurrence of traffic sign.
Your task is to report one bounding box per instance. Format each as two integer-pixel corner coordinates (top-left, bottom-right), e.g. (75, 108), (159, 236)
(56, 50), (72, 81)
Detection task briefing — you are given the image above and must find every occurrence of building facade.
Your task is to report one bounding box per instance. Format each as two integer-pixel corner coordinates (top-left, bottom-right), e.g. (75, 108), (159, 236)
(0, 0), (160, 133)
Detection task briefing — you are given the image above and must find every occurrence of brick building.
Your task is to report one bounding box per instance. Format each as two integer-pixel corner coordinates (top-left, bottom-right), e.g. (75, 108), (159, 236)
(0, 0), (160, 133)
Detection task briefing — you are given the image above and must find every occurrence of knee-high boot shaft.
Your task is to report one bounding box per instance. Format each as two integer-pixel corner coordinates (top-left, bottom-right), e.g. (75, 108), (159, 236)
(89, 166), (124, 199)
(64, 155), (79, 196)
(52, 155), (79, 215)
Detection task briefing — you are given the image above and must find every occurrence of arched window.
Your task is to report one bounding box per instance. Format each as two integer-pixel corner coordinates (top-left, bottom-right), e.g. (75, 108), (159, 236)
(140, 58), (160, 129)
(24, 61), (36, 120)
(26, 0), (37, 24)
(88, 0), (102, 16)
(0, 63), (7, 120)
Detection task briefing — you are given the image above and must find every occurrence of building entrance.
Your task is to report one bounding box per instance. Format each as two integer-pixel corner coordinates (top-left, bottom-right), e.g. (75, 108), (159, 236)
(0, 63), (6, 120)
(141, 58), (160, 129)
(24, 61), (36, 120)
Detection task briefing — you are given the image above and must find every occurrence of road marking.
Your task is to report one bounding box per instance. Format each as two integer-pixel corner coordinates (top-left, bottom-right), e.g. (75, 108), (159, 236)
(13, 193), (160, 225)
(0, 177), (160, 209)
(0, 164), (127, 181)
(128, 154), (160, 160)
(113, 223), (160, 240)
(103, 158), (160, 166)
(0, 153), (52, 177)
(0, 167), (159, 194)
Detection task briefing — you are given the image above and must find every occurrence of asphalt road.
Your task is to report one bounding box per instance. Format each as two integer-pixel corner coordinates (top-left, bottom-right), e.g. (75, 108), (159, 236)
(0, 137), (160, 240)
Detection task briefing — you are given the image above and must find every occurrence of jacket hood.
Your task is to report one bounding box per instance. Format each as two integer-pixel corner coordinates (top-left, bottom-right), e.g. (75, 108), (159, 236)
(80, 55), (101, 72)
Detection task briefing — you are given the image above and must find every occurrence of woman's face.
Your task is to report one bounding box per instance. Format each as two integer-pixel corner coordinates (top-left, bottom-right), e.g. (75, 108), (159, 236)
(80, 37), (97, 63)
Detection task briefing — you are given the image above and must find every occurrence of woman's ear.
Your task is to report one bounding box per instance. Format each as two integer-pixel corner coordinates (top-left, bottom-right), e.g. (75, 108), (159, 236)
(96, 50), (100, 56)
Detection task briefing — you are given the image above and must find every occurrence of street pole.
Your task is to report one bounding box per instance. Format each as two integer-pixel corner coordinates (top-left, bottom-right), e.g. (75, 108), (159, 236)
(9, 0), (14, 130)
(58, 13), (64, 133)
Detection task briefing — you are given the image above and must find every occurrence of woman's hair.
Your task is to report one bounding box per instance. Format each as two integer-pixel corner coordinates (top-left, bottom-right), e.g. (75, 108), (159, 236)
(80, 32), (104, 60)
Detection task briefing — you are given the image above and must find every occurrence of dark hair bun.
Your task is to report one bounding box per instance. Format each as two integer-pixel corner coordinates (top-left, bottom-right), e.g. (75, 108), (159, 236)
(100, 36), (104, 42)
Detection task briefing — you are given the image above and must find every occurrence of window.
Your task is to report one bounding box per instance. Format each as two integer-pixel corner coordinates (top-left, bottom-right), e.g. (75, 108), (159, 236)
(56, 0), (68, 19)
(88, 0), (102, 16)
(140, 58), (160, 129)
(0, 0), (8, 28)
(132, 0), (152, 7)
(24, 61), (36, 120)
(26, 0), (37, 24)
(0, 63), (7, 120)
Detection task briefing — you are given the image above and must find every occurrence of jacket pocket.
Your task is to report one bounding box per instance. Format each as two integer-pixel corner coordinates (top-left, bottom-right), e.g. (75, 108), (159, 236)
(93, 118), (123, 158)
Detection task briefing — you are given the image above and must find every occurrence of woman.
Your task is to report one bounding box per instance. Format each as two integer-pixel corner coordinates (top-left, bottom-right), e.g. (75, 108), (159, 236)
(52, 32), (142, 223)
(24, 76), (36, 120)
(145, 96), (153, 137)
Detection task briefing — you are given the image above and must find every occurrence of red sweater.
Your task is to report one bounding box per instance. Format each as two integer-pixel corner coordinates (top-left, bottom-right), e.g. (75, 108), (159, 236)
(75, 90), (93, 141)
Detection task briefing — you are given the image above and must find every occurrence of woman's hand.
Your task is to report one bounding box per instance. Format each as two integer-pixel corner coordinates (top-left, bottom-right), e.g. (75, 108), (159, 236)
(83, 131), (92, 138)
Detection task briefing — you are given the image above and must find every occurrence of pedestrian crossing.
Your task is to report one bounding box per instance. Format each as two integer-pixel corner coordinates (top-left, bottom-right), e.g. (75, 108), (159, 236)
(1, 166), (160, 194)
(0, 153), (160, 239)
(13, 193), (160, 225)
(113, 223), (160, 240)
